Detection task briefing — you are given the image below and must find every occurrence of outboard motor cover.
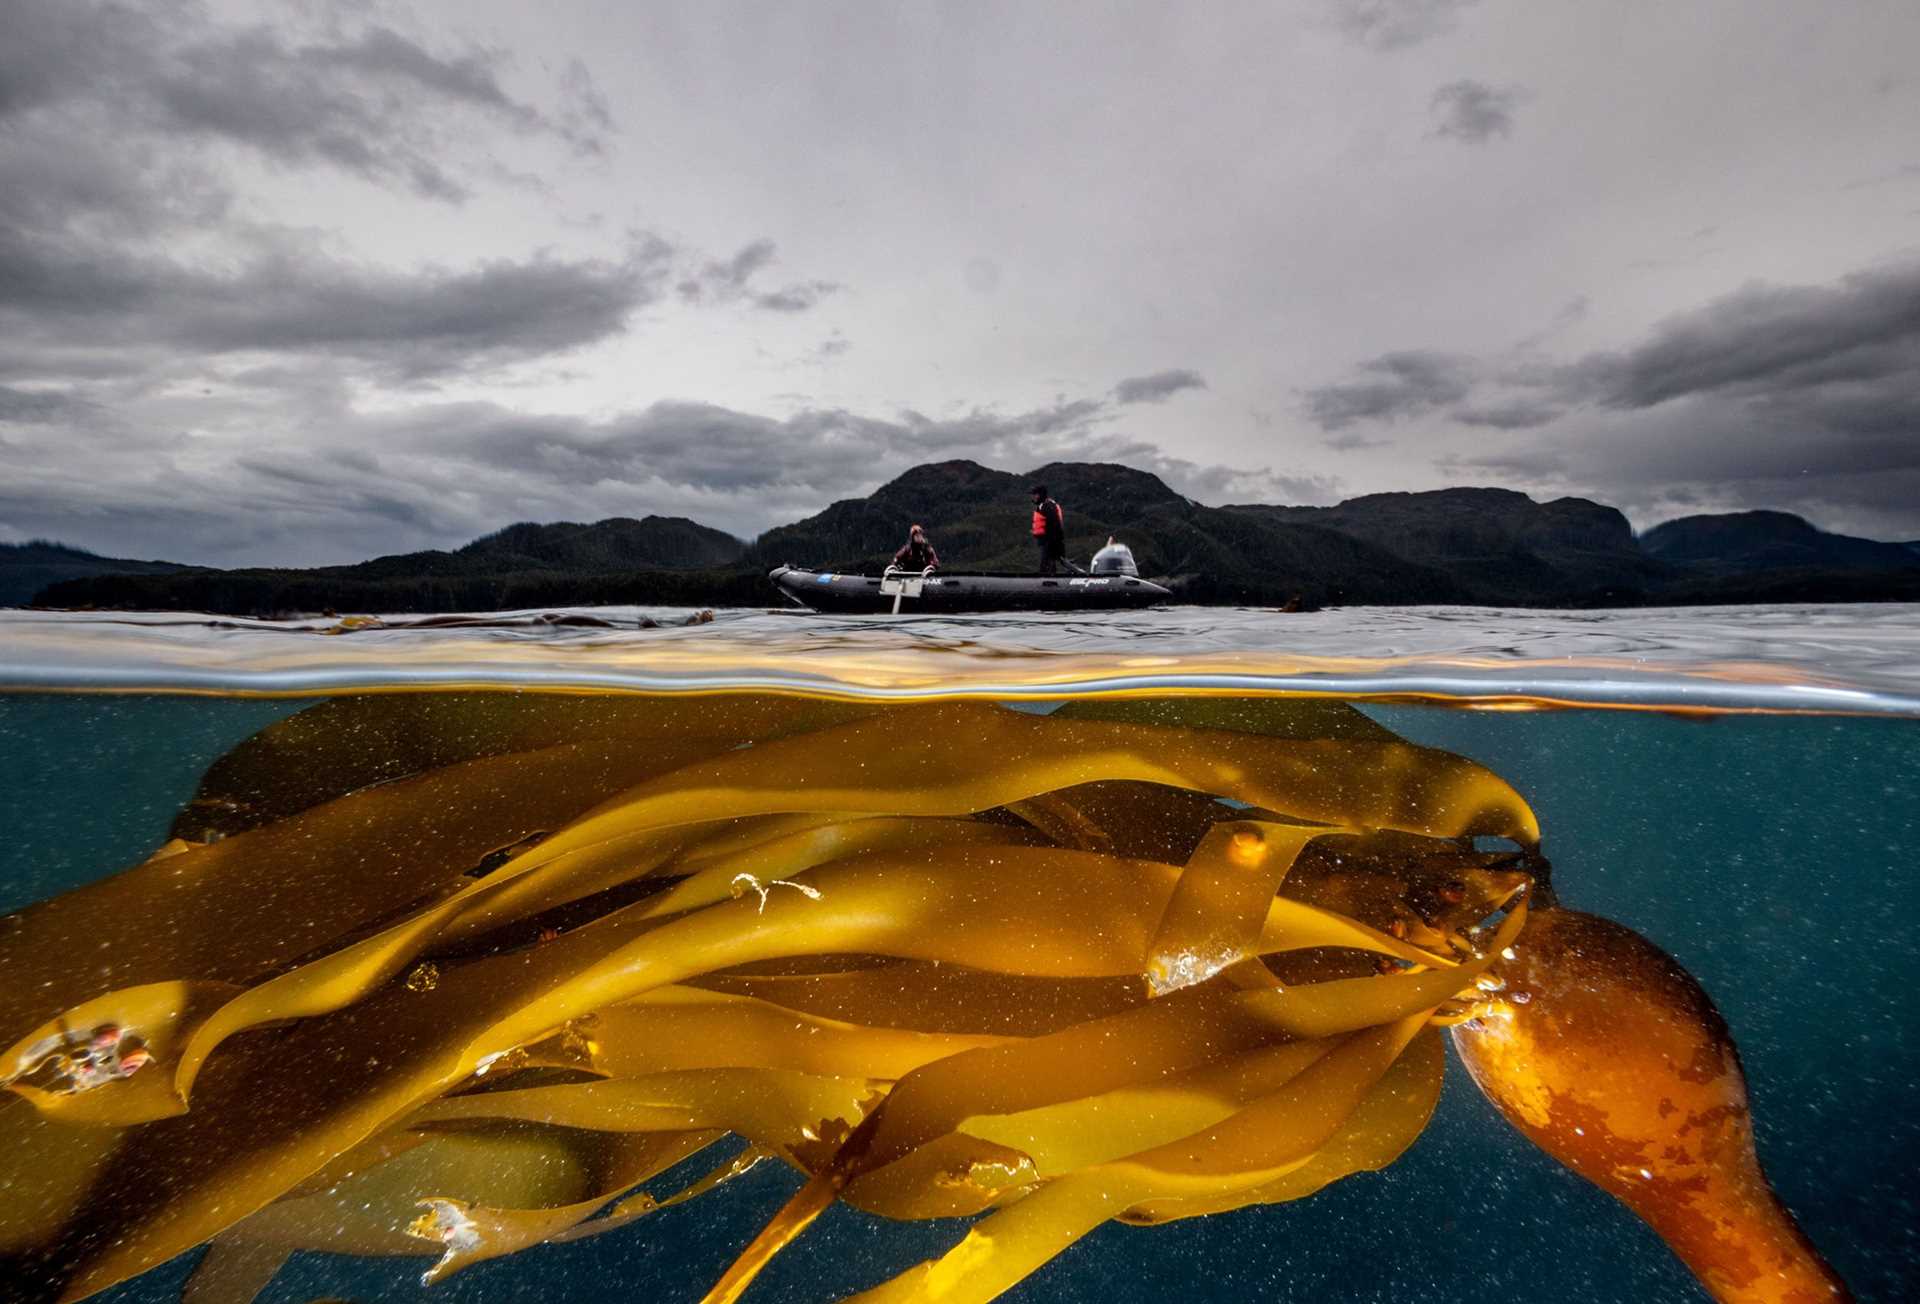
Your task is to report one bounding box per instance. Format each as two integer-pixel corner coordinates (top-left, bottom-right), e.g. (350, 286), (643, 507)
(1090, 539), (1139, 576)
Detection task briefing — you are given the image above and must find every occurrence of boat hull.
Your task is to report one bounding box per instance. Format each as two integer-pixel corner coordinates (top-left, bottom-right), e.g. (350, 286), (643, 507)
(769, 566), (1173, 614)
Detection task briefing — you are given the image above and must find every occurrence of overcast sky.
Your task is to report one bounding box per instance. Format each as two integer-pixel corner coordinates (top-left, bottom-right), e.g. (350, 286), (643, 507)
(3, 0), (1918, 565)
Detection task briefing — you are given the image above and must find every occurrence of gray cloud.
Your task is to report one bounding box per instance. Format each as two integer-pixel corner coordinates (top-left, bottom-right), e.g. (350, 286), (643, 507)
(1095, 436), (1342, 506)
(0, 1), (610, 201)
(677, 239), (778, 302)
(1327, 0), (1481, 51)
(1302, 351), (1474, 428)
(0, 4), (840, 386)
(1313, 258), (1920, 435)
(1840, 162), (1920, 191)
(0, 0), (681, 386)
(677, 239), (841, 312)
(1319, 258), (1920, 535)
(1113, 368), (1207, 404)
(0, 226), (674, 380)
(0, 384), (90, 423)
(1575, 260), (1920, 413)
(1429, 80), (1521, 143)
(753, 281), (841, 313)
(1452, 400), (1566, 429)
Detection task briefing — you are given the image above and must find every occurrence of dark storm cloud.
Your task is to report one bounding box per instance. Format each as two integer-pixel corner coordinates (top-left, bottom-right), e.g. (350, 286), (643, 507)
(1319, 259), (1920, 535)
(1308, 258), (1920, 437)
(1322, 431), (1389, 451)
(0, 384), (89, 423)
(0, 0), (610, 201)
(754, 282), (841, 313)
(1326, 0), (1482, 51)
(0, 0), (685, 385)
(0, 3), (840, 385)
(1452, 400), (1566, 429)
(1428, 80), (1521, 143)
(1301, 351), (1474, 428)
(1572, 260), (1920, 414)
(0, 228), (674, 378)
(1112, 368), (1207, 404)
(676, 240), (841, 313)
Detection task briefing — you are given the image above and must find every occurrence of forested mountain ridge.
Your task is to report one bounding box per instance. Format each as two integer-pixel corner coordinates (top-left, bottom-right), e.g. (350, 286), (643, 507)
(0, 541), (191, 606)
(21, 463), (1920, 613)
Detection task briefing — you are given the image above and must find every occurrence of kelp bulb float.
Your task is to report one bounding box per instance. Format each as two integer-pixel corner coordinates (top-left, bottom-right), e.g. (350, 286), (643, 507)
(1450, 904), (1850, 1304)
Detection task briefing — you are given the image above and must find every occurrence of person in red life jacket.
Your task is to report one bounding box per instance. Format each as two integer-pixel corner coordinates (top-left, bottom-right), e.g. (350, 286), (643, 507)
(1030, 484), (1076, 575)
(892, 523), (939, 571)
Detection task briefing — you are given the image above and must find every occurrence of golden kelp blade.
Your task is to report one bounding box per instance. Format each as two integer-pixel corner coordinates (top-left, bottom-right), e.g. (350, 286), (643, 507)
(8, 695), (1551, 1304)
(5, 693), (881, 1044)
(1121, 1025), (1447, 1223)
(1145, 820), (1339, 994)
(692, 965), (1151, 1037)
(409, 1131), (738, 1285)
(708, 898), (1527, 1303)
(0, 736), (683, 1040)
(1049, 694), (1399, 742)
(533, 986), (1014, 1081)
(411, 1068), (882, 1162)
(171, 692), (884, 840)
(9, 699), (1531, 1129)
(3, 981), (236, 1125)
(837, 1016), (1442, 1304)
(47, 839), (1463, 1299)
(191, 1128), (718, 1302)
(29, 849), (1242, 1295)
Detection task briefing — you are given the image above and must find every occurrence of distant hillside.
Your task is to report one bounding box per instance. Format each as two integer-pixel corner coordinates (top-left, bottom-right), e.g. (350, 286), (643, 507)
(1640, 511), (1918, 574)
(1225, 487), (1661, 605)
(314, 516), (745, 581)
(0, 540), (190, 606)
(24, 465), (1920, 614)
(26, 517), (748, 615)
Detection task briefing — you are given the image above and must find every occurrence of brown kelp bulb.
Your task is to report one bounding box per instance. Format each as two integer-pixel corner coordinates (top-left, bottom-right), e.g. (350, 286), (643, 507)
(1450, 906), (1848, 1304)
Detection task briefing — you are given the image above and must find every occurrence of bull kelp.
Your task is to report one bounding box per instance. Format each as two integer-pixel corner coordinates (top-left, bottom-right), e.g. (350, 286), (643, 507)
(0, 691), (1856, 1303)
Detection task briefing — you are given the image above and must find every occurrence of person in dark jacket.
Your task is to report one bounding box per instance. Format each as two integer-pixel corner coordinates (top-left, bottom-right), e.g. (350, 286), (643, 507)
(1030, 484), (1074, 575)
(892, 523), (939, 570)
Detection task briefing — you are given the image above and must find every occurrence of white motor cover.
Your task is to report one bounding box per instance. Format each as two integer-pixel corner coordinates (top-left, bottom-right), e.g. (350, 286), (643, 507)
(1090, 540), (1139, 576)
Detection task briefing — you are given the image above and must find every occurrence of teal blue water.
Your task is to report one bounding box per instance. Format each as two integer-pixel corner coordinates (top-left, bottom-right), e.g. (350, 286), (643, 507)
(1, 695), (1914, 1303)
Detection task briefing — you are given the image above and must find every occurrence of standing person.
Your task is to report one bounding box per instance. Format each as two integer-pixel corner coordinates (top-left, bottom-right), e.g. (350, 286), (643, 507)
(892, 523), (939, 570)
(1030, 484), (1072, 575)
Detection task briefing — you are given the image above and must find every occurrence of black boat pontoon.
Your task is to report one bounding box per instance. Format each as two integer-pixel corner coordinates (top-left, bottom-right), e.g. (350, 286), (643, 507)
(770, 564), (1173, 614)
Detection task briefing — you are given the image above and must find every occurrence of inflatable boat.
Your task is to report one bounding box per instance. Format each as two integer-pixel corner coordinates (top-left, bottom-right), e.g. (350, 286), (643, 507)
(770, 561), (1173, 614)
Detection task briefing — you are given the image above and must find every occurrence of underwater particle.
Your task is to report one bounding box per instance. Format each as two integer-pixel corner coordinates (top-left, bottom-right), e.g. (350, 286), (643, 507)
(405, 963), (440, 993)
